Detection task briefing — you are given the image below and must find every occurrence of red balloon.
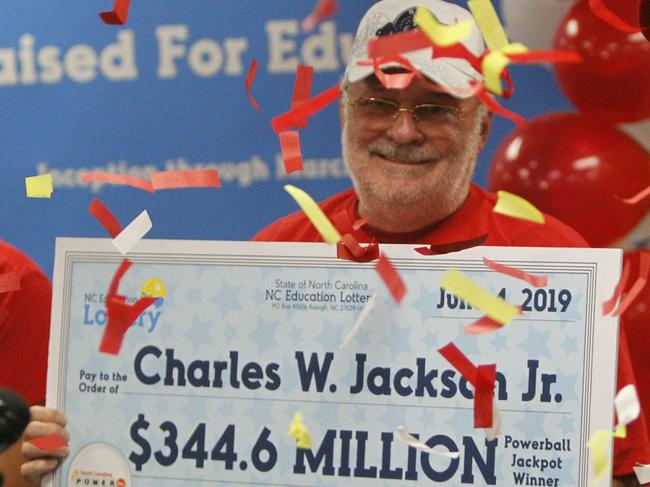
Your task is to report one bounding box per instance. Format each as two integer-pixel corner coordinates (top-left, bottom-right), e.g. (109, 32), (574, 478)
(553, 1), (650, 122)
(487, 112), (650, 247)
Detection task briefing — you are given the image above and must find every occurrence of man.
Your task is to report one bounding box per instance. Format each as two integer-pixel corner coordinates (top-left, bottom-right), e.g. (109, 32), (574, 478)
(22, 0), (650, 485)
(255, 1), (650, 486)
(0, 241), (54, 487)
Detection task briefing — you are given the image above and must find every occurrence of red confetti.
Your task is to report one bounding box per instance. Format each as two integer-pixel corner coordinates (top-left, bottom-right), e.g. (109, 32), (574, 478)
(473, 82), (526, 126)
(357, 55), (423, 90)
(337, 234), (380, 262)
(301, 0), (338, 32)
(99, 0), (131, 25)
(482, 257), (548, 288)
(0, 272), (20, 294)
(292, 65), (314, 108)
(279, 131), (303, 174)
(507, 50), (583, 65)
(438, 342), (496, 428)
(368, 29), (433, 58)
(614, 252), (650, 317)
(88, 198), (123, 238)
(475, 365), (496, 428)
(464, 315), (503, 335)
(374, 253), (407, 304)
(588, 0), (640, 33)
(99, 260), (158, 355)
(80, 172), (154, 193)
(245, 59), (260, 112)
(271, 85), (341, 133)
(151, 169), (221, 190)
(434, 43), (483, 73)
(29, 434), (68, 452)
(603, 261), (631, 316)
(415, 234), (489, 256)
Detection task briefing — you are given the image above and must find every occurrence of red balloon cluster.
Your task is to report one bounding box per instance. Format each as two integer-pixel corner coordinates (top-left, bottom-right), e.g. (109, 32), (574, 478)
(488, 113), (650, 247)
(489, 0), (650, 248)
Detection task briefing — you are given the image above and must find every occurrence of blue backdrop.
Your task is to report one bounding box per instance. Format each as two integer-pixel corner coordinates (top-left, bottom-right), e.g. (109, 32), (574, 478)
(0, 0), (574, 276)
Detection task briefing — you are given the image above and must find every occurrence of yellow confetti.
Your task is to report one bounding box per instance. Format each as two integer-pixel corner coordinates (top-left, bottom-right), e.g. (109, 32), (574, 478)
(141, 278), (167, 298)
(614, 424), (627, 439)
(25, 173), (53, 198)
(482, 43), (528, 95)
(493, 190), (545, 224)
(587, 430), (613, 479)
(284, 185), (341, 244)
(288, 411), (312, 450)
(440, 268), (520, 324)
(467, 0), (509, 51)
(414, 6), (473, 47)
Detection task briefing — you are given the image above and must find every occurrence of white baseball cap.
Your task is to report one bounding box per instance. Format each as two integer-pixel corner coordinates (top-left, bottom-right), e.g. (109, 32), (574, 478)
(344, 0), (486, 97)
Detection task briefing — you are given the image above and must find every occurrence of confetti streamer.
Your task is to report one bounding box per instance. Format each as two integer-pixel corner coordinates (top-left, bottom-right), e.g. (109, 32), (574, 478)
(464, 315), (503, 335)
(150, 169), (221, 190)
(288, 411), (313, 449)
(415, 234), (489, 256)
(292, 65), (314, 108)
(588, 0), (639, 33)
(507, 50), (583, 65)
(112, 210), (152, 256)
(587, 429), (612, 479)
(375, 254), (407, 304)
(394, 427), (460, 458)
(284, 185), (341, 244)
(474, 83), (526, 126)
(633, 464), (650, 484)
(615, 385), (640, 426)
(614, 251), (650, 317)
(371, 56), (419, 90)
(438, 342), (497, 428)
(602, 261), (631, 316)
(271, 85), (341, 133)
(99, 259), (157, 355)
(99, 0), (131, 25)
(301, 0), (338, 32)
(622, 185), (650, 205)
(29, 434), (68, 452)
(475, 365), (496, 428)
(337, 234), (379, 263)
(493, 190), (545, 224)
(87, 198), (123, 238)
(413, 6), (473, 47)
(482, 257), (548, 287)
(25, 173), (53, 198)
(245, 59), (260, 112)
(440, 268), (520, 324)
(0, 272), (20, 294)
(485, 400), (502, 441)
(339, 293), (378, 349)
(367, 29), (433, 58)
(80, 172), (154, 193)
(482, 44), (528, 96)
(467, 0), (510, 51)
(279, 131), (303, 174)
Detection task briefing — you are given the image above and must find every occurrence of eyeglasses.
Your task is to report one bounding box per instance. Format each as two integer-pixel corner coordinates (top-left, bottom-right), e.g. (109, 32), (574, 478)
(348, 96), (465, 130)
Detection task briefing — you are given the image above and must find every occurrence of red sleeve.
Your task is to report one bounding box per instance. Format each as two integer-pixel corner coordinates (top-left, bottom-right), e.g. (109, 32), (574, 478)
(0, 243), (51, 405)
(613, 325), (650, 476)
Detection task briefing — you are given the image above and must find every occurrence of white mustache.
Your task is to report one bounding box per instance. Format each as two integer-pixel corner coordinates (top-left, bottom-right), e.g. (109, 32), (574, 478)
(368, 142), (442, 164)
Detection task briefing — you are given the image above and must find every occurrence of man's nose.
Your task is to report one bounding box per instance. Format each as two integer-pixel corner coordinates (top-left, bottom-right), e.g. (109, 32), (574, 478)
(385, 109), (425, 145)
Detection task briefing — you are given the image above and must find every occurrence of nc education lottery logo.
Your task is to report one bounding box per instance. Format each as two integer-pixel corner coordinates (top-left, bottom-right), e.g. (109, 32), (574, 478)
(81, 278), (166, 333)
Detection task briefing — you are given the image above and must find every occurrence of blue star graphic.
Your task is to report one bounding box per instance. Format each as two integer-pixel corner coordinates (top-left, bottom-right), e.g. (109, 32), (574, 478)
(523, 325), (554, 360)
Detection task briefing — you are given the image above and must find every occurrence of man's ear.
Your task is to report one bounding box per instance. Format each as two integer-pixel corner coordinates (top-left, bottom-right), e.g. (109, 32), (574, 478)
(478, 108), (493, 152)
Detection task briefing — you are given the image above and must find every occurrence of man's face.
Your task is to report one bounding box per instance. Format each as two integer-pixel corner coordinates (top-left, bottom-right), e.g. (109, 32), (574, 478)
(341, 75), (490, 219)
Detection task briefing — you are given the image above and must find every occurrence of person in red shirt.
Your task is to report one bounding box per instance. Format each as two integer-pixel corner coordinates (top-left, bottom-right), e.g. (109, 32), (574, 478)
(22, 0), (650, 485)
(0, 241), (56, 487)
(254, 1), (650, 485)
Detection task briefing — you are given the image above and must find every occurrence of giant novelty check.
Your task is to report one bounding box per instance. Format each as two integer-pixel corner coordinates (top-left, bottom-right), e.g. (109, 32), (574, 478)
(47, 238), (622, 487)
